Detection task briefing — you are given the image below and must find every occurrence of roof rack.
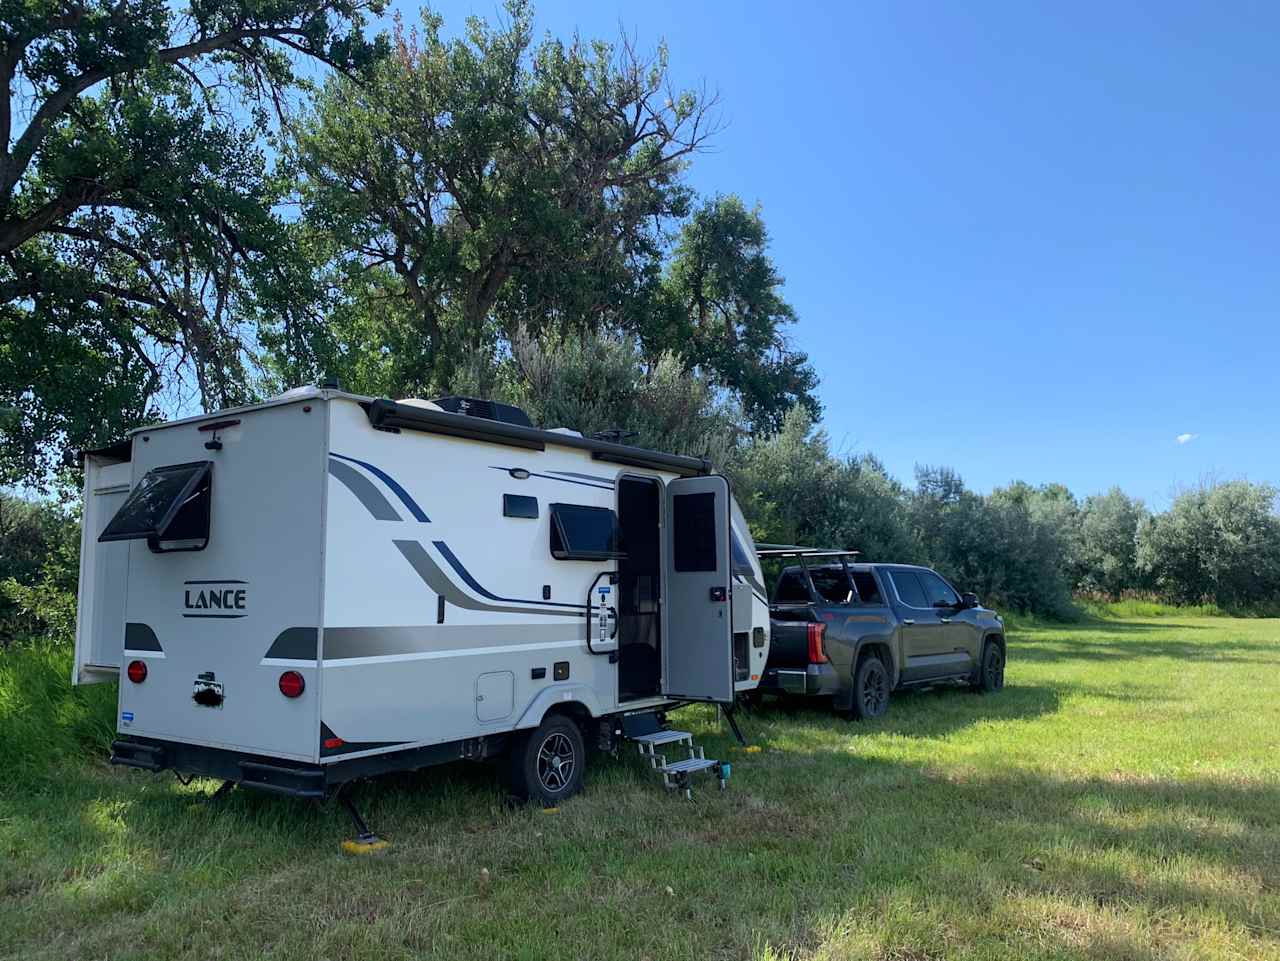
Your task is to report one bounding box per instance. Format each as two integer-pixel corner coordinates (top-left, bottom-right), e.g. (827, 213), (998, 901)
(755, 543), (861, 559)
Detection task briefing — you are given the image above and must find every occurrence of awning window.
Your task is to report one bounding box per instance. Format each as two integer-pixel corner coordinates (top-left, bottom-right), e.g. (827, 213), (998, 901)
(549, 503), (626, 561)
(99, 461), (212, 552)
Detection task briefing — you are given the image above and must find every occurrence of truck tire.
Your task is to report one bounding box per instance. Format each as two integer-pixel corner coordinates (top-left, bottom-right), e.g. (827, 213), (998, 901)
(509, 714), (586, 806)
(973, 640), (1005, 693)
(850, 654), (890, 720)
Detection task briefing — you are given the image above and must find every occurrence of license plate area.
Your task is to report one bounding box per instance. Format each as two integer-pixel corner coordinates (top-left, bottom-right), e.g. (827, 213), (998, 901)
(192, 679), (224, 708)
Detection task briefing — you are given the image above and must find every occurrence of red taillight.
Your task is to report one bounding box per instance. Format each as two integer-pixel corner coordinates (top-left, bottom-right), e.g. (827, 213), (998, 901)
(278, 671), (305, 698)
(807, 623), (828, 664)
(323, 737), (345, 750)
(126, 659), (147, 683)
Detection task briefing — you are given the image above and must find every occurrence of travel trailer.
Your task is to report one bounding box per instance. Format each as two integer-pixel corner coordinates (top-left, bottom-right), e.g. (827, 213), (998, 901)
(74, 387), (771, 824)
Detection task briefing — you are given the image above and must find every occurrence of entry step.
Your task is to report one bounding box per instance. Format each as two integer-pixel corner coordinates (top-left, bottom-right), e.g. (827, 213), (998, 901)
(630, 730), (694, 748)
(624, 723), (730, 800)
(659, 757), (720, 776)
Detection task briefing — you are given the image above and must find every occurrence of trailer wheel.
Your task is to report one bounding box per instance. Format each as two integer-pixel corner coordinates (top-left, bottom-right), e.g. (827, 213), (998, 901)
(850, 654), (890, 720)
(509, 714), (586, 805)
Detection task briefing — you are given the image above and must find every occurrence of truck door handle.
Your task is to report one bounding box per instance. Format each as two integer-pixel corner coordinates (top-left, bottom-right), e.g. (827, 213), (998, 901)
(902, 618), (915, 625)
(939, 617), (952, 623)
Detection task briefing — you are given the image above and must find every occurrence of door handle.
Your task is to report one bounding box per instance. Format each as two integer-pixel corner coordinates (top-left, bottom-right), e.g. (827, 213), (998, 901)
(902, 618), (915, 625)
(939, 617), (952, 623)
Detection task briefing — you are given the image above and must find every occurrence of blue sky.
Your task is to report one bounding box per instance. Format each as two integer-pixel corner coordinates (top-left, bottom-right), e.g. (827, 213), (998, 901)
(396, 1), (1279, 508)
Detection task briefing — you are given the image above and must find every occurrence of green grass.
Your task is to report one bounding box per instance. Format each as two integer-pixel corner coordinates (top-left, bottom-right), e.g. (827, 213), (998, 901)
(3, 616), (1280, 960)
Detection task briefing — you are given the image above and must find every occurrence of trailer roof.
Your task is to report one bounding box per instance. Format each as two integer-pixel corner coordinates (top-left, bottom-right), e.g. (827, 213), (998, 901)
(83, 389), (715, 478)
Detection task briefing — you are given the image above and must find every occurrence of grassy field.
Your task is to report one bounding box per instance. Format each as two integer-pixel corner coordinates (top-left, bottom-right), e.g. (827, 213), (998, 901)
(2, 614), (1279, 960)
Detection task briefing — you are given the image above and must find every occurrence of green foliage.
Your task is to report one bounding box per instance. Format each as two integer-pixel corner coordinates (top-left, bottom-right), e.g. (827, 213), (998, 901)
(0, 491), (80, 643)
(732, 407), (914, 562)
(660, 195), (819, 432)
(1136, 480), (1280, 608)
(0, 645), (115, 785)
(0, 0), (387, 487)
(497, 328), (741, 466)
(291, 1), (707, 389)
(1076, 487), (1149, 596)
(287, 4), (816, 428)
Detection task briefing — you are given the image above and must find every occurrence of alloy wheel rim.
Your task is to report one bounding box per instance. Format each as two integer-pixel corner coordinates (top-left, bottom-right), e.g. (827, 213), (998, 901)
(986, 649), (1003, 687)
(863, 666), (888, 714)
(536, 732), (575, 793)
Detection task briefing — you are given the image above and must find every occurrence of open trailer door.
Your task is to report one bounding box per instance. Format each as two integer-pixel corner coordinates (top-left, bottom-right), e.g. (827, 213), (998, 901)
(662, 475), (734, 703)
(73, 450), (132, 684)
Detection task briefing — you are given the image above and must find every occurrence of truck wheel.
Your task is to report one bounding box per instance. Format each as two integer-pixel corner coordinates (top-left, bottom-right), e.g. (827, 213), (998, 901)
(850, 655), (890, 720)
(509, 714), (586, 805)
(974, 641), (1005, 693)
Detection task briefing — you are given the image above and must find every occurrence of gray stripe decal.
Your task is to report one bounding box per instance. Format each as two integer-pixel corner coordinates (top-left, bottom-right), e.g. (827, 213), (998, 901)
(265, 627), (318, 660)
(124, 622), (162, 652)
(487, 465), (613, 490)
(546, 470), (617, 486)
(327, 459), (402, 521)
(323, 624), (584, 659)
(393, 539), (582, 617)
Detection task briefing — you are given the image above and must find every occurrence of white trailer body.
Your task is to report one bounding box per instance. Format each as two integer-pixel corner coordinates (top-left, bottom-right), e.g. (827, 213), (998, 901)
(74, 389), (770, 797)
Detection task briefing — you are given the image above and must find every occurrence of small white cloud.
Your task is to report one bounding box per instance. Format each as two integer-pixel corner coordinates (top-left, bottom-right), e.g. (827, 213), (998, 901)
(1176, 432), (1199, 445)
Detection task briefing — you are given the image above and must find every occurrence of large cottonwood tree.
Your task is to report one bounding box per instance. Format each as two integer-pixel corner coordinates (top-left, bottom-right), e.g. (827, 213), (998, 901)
(0, 0), (385, 484)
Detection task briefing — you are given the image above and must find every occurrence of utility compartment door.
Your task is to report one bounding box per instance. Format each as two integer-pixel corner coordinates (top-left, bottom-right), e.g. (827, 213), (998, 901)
(662, 475), (733, 703)
(73, 454), (132, 684)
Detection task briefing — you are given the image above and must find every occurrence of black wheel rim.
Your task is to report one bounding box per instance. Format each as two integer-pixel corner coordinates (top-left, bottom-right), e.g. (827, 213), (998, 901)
(536, 732), (575, 794)
(986, 648), (1004, 688)
(862, 665), (888, 715)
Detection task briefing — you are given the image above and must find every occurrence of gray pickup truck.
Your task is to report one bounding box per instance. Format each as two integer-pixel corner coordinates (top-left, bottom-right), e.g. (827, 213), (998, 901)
(759, 558), (1007, 719)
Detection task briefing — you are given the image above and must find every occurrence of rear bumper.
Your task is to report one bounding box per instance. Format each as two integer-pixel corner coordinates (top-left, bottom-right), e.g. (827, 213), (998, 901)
(759, 663), (841, 697)
(111, 735), (484, 799)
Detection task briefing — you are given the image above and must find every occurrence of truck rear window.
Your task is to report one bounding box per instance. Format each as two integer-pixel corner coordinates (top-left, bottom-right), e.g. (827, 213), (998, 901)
(851, 571), (884, 604)
(99, 461), (212, 546)
(809, 568), (852, 604)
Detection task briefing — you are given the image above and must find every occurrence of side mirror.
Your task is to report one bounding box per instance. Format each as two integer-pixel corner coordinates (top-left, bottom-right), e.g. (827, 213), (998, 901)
(961, 592), (979, 609)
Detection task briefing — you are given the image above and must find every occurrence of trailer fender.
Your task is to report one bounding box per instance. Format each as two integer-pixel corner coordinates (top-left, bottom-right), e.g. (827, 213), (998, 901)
(514, 684), (603, 730)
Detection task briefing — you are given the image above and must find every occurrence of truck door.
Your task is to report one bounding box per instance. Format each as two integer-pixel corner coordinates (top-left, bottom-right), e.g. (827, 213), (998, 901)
(73, 452), (132, 684)
(916, 569), (980, 672)
(885, 568), (950, 682)
(662, 475), (734, 703)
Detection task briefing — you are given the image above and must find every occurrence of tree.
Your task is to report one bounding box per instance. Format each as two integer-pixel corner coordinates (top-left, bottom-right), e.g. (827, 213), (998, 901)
(497, 327), (741, 466)
(0, 0), (386, 485)
(661, 195), (818, 431)
(291, 1), (715, 392)
(1077, 487), (1148, 596)
(1136, 480), (1280, 607)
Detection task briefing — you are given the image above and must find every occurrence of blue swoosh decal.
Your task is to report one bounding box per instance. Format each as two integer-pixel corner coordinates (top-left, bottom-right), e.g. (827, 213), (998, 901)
(433, 540), (589, 610)
(330, 453), (430, 522)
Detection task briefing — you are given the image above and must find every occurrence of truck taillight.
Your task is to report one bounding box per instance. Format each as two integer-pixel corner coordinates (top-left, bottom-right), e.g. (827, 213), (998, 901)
(807, 623), (828, 664)
(126, 660), (147, 683)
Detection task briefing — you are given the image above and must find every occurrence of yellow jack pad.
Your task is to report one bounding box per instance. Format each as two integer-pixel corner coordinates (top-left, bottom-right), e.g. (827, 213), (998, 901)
(341, 835), (390, 855)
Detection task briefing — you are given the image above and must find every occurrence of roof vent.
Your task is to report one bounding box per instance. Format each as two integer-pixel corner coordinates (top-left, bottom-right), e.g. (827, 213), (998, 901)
(430, 396), (533, 428)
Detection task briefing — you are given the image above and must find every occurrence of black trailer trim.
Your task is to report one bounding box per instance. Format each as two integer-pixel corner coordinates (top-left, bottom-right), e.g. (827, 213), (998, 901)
(110, 734), (506, 799)
(364, 399), (711, 477)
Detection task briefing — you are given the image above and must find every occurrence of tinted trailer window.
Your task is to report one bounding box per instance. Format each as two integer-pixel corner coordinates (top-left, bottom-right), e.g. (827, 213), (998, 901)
(99, 461), (212, 549)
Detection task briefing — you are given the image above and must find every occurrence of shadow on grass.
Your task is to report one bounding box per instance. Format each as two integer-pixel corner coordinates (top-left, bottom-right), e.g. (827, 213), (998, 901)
(741, 681), (1063, 743)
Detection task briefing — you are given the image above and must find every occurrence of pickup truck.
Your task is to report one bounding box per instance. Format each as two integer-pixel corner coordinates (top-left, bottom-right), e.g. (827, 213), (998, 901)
(759, 560), (1007, 719)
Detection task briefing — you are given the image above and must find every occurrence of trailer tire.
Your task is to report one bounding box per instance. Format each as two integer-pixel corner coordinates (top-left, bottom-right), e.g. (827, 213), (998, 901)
(509, 714), (586, 805)
(850, 654), (890, 721)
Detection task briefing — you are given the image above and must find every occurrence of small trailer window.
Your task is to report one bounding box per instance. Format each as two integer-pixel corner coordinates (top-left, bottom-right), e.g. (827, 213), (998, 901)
(99, 461), (212, 551)
(672, 492), (718, 572)
(549, 503), (626, 560)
